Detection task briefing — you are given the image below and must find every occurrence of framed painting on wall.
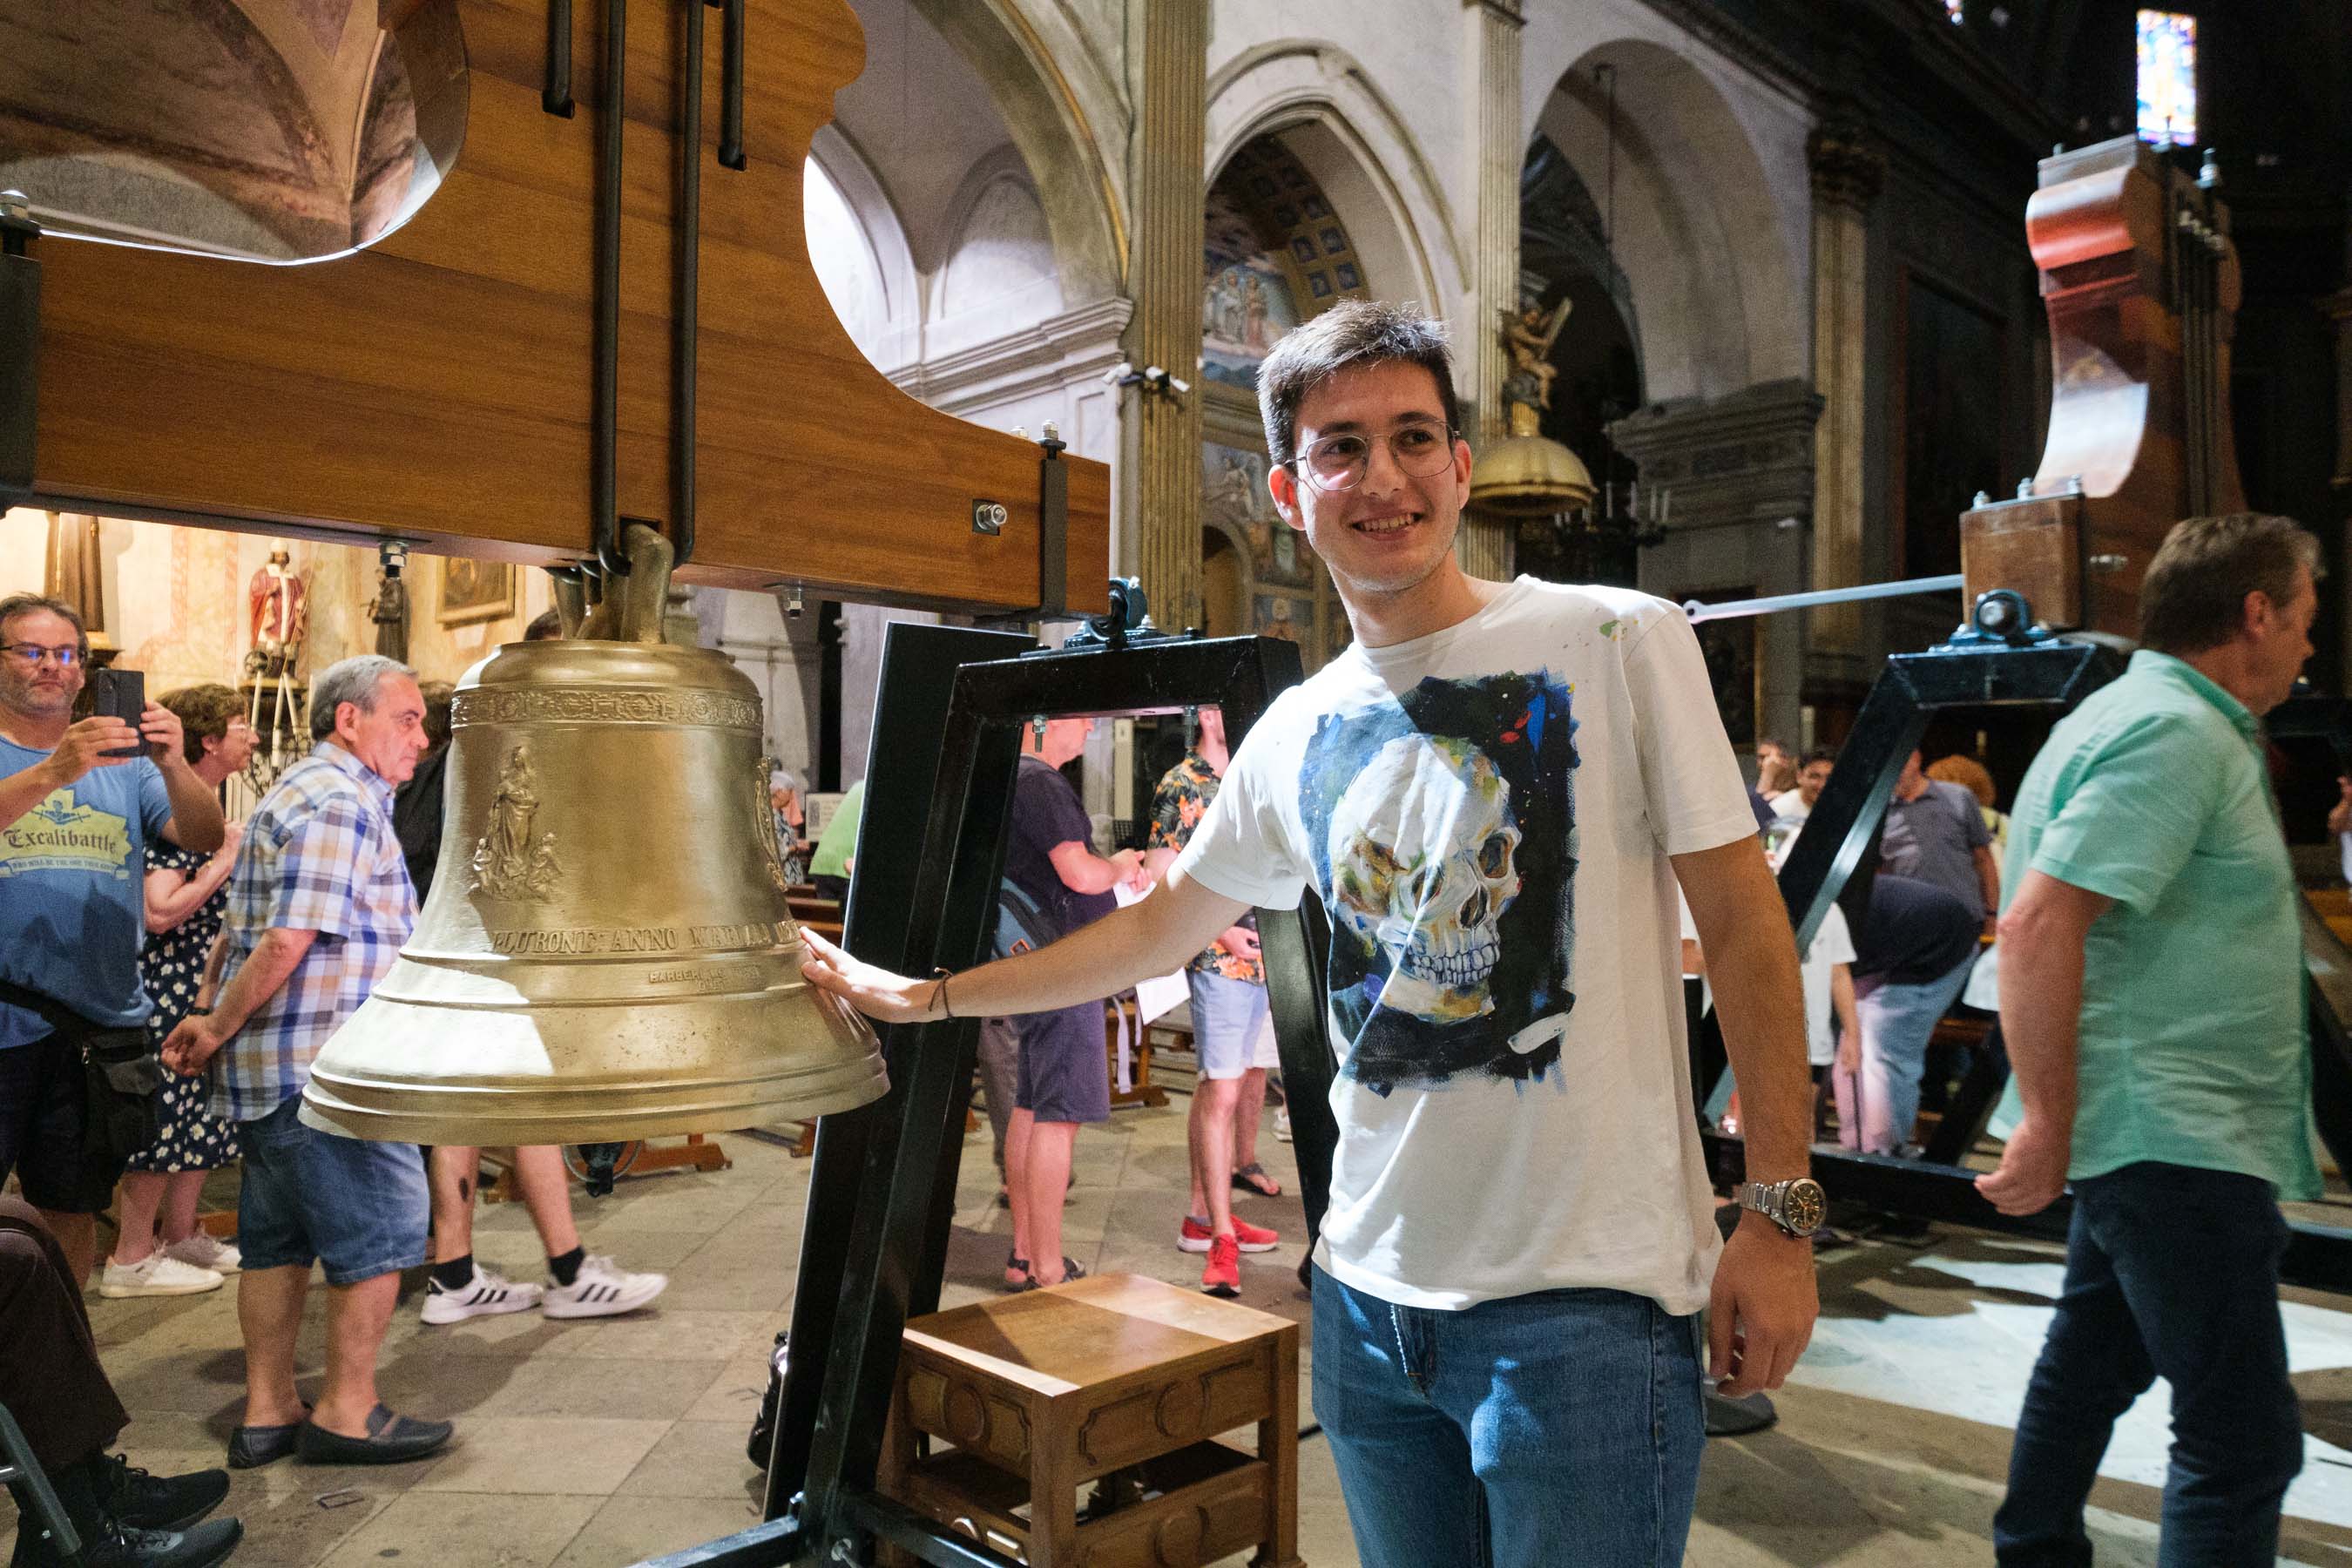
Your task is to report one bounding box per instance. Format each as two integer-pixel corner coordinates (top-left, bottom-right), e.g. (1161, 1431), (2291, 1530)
(436, 557), (517, 626)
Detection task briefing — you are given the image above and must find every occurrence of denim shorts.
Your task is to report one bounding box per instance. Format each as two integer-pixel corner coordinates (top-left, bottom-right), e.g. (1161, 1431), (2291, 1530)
(1013, 1004), (1109, 1125)
(237, 1093), (429, 1285)
(1186, 972), (1269, 1081)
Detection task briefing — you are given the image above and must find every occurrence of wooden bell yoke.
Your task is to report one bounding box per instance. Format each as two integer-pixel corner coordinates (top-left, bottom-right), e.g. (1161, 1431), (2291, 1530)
(1, 0), (1110, 616)
(1959, 137), (2244, 635)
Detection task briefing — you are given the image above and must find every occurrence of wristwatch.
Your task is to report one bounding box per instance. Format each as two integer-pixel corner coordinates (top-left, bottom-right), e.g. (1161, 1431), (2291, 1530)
(1732, 1177), (1827, 1238)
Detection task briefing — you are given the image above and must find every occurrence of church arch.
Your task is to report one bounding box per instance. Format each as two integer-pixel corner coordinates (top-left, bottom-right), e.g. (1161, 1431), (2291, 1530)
(901, 0), (1126, 304)
(1528, 38), (1805, 402)
(1206, 43), (1468, 320)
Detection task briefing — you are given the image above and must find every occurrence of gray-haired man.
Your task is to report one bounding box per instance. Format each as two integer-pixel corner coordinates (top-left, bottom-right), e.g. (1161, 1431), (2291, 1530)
(162, 655), (452, 1470)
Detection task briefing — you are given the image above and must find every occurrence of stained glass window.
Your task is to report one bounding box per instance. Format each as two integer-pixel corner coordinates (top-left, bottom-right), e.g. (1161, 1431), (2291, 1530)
(2136, 11), (2197, 146)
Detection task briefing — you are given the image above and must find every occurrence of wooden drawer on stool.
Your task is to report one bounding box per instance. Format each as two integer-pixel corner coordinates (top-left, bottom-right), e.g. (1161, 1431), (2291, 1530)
(878, 1274), (1301, 1568)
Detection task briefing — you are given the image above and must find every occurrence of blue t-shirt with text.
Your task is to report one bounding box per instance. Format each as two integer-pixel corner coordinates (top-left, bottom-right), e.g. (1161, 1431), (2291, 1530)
(0, 735), (174, 1045)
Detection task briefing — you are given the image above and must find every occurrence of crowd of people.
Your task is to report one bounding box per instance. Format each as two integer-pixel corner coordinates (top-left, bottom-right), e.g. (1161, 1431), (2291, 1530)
(0, 597), (665, 1567)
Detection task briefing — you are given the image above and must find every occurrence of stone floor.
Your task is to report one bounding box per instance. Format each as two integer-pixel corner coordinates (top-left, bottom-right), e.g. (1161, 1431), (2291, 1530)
(13, 1078), (2352, 1565)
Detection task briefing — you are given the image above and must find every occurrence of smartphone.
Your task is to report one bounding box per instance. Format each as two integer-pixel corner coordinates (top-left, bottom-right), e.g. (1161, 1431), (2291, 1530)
(90, 667), (148, 759)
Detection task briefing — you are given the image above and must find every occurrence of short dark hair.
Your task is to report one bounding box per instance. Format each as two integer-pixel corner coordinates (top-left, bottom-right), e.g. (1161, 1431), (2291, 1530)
(524, 609), (563, 642)
(418, 679), (456, 750)
(2139, 513), (2322, 655)
(159, 683), (244, 765)
(1257, 300), (1462, 470)
(1801, 747), (1837, 769)
(0, 593), (89, 661)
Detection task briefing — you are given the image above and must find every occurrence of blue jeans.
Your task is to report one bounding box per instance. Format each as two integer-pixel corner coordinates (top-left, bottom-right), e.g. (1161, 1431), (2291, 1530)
(1996, 1161), (2301, 1565)
(1847, 952), (1975, 1152)
(1311, 1265), (1704, 1567)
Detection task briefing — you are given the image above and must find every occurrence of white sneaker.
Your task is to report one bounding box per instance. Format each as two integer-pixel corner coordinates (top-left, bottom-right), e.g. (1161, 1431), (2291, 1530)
(421, 1263), (544, 1325)
(541, 1254), (667, 1320)
(163, 1233), (241, 1275)
(97, 1252), (225, 1299)
(1274, 1106), (1292, 1143)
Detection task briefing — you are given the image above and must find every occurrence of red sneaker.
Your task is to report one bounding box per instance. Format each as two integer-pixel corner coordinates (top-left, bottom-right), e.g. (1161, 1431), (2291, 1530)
(1178, 1215), (1280, 1254)
(1200, 1233), (1241, 1297)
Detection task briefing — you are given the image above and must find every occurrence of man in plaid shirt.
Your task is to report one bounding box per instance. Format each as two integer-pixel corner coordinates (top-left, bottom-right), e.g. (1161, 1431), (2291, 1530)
(162, 655), (450, 1470)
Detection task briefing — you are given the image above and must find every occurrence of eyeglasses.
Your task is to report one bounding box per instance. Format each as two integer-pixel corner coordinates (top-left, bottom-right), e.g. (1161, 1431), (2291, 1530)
(2, 644), (80, 669)
(1287, 420), (1458, 493)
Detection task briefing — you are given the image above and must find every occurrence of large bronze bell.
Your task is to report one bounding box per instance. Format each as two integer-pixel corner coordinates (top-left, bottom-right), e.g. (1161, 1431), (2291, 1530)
(300, 528), (888, 1146)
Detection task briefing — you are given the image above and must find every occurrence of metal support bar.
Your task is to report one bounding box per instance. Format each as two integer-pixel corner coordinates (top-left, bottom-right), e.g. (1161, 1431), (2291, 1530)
(0, 192), (40, 511)
(672, 0), (703, 567)
(591, 0), (628, 576)
(543, 0), (576, 115)
(840, 1490), (1029, 1568)
(1684, 575), (1964, 625)
(1036, 429), (1068, 618)
(713, 0), (747, 171)
(764, 625), (1031, 1519)
(636, 1515), (798, 1568)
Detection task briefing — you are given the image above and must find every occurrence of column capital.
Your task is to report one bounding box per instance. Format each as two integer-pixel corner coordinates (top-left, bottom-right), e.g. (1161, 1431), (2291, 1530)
(1807, 119), (1885, 213)
(1463, 0), (1525, 24)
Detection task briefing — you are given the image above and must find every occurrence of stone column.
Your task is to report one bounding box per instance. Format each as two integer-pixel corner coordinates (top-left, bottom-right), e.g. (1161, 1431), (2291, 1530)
(1805, 118), (1883, 658)
(1120, 0), (1207, 630)
(1456, 0), (1524, 581)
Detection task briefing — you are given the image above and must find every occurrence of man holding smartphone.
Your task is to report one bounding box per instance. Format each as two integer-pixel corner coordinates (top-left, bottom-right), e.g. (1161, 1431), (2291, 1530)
(0, 594), (226, 1285)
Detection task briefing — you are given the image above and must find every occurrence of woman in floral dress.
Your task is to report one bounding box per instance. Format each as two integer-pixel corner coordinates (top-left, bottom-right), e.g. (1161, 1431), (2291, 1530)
(98, 685), (253, 1298)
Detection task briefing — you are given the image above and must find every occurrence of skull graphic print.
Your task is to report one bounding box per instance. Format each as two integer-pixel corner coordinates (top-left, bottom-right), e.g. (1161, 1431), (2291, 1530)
(1301, 671), (1578, 1095)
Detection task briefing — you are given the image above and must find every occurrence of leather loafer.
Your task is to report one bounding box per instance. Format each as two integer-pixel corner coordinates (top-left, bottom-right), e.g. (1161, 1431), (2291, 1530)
(296, 1403), (454, 1465)
(226, 1420), (302, 1470)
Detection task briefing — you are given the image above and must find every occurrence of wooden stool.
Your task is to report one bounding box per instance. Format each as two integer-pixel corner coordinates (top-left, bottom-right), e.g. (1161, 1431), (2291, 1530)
(1105, 995), (1167, 1111)
(879, 1273), (1301, 1568)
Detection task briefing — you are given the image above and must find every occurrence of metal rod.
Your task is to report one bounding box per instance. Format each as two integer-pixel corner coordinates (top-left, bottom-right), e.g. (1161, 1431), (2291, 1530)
(674, 0), (702, 568)
(717, 0), (747, 171)
(1683, 574), (1963, 624)
(591, 0), (628, 577)
(543, 0), (575, 116)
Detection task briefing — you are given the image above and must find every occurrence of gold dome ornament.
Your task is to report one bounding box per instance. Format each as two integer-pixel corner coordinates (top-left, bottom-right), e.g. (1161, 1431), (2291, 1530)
(299, 525), (888, 1146)
(1471, 296), (1598, 517)
(1467, 434), (1597, 517)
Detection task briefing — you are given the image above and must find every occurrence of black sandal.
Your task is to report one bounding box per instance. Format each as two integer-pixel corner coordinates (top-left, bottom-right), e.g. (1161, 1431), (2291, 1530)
(1020, 1257), (1087, 1290)
(1003, 1251), (1031, 1292)
(1232, 1161), (1282, 1199)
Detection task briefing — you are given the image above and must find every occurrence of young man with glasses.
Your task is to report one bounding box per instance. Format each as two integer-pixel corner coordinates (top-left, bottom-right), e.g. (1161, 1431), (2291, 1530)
(801, 301), (1818, 1565)
(0, 594), (226, 1287)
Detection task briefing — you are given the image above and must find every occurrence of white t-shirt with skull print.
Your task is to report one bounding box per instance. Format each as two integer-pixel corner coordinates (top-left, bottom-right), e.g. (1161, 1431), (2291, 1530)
(1173, 578), (1758, 1313)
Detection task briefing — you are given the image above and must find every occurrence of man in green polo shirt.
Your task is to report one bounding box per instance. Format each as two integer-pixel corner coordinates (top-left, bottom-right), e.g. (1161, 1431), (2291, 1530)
(1982, 512), (2320, 1565)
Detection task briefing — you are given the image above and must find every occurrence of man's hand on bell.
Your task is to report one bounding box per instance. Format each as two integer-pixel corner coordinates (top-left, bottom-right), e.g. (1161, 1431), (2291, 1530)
(800, 929), (944, 1024)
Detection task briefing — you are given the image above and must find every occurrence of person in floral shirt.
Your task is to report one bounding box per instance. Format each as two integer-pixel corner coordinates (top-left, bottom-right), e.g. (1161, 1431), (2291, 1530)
(1147, 706), (1281, 1295)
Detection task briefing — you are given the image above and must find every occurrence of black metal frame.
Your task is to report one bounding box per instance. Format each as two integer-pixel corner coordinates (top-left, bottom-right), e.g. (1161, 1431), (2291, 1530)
(1705, 635), (2352, 1293)
(1, 193), (39, 512)
(641, 622), (1321, 1567)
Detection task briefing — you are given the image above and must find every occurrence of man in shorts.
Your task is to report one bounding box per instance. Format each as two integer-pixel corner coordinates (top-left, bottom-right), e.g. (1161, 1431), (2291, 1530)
(1146, 705), (1281, 1294)
(162, 655), (452, 1470)
(997, 715), (1148, 1288)
(0, 595), (226, 1287)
